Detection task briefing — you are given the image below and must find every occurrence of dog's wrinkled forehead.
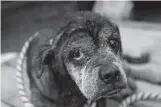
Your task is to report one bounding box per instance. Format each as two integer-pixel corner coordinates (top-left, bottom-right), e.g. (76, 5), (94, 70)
(62, 31), (95, 60)
(53, 12), (120, 54)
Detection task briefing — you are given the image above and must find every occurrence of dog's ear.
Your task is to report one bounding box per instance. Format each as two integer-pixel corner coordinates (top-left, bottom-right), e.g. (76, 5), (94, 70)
(34, 43), (53, 78)
(33, 28), (64, 78)
(28, 29), (62, 100)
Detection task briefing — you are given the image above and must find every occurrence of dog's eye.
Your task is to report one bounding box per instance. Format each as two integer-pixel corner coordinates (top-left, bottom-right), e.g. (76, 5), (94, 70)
(69, 48), (84, 61)
(109, 39), (119, 52)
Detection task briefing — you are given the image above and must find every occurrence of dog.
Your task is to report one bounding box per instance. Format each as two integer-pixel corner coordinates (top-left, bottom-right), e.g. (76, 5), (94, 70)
(27, 11), (127, 107)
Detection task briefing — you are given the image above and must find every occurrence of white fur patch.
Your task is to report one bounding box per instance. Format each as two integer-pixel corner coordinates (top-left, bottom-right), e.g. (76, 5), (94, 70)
(81, 66), (100, 99)
(66, 64), (82, 88)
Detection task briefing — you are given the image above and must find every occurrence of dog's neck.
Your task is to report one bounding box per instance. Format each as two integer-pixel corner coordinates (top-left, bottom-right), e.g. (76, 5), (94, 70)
(52, 70), (87, 106)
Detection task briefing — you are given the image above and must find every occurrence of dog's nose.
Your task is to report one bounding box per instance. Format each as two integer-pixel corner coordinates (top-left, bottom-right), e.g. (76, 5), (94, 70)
(99, 66), (120, 83)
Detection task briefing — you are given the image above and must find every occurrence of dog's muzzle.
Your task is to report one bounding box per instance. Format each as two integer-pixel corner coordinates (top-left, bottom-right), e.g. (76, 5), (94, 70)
(98, 64), (126, 89)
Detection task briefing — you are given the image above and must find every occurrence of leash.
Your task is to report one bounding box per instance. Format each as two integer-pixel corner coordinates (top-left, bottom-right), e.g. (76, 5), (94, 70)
(16, 33), (161, 107)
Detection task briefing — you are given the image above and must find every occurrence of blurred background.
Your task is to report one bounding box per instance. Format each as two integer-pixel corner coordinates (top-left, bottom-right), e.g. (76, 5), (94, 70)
(1, 1), (161, 107)
(2, 1), (161, 53)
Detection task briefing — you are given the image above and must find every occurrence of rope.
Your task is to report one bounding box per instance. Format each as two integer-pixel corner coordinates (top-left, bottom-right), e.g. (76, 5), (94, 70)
(16, 34), (161, 107)
(16, 33), (38, 107)
(119, 92), (161, 107)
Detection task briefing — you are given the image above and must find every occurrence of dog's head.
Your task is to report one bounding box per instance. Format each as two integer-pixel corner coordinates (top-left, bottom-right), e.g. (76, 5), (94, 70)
(35, 12), (127, 101)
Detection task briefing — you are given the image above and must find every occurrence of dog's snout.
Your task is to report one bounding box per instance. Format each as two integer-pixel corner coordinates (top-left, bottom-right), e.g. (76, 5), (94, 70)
(99, 66), (120, 83)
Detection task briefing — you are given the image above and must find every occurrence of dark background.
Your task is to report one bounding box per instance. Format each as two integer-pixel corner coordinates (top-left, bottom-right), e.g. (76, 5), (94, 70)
(2, 1), (161, 53)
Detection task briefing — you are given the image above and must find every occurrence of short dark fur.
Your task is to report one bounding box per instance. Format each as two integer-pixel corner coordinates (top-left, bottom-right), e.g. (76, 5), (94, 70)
(27, 11), (126, 107)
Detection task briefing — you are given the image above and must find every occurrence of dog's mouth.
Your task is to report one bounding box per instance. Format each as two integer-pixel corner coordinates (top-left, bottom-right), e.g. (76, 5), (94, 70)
(101, 88), (122, 97)
(93, 88), (122, 101)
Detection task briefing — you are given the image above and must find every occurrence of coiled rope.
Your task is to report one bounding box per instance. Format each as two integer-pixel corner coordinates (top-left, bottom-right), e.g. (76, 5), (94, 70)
(16, 33), (161, 107)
